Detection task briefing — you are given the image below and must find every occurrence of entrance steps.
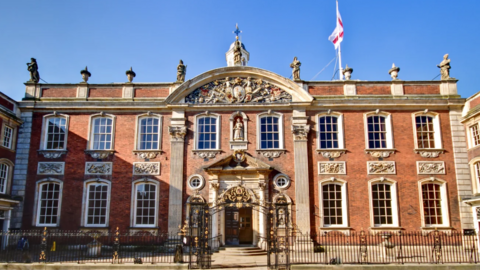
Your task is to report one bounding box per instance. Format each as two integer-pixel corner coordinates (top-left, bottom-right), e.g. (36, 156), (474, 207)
(211, 246), (267, 269)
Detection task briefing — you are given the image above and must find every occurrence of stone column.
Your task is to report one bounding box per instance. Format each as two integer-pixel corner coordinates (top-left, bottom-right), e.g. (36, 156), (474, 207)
(167, 115), (187, 233)
(210, 182), (220, 249)
(10, 111), (33, 229)
(291, 113), (311, 234)
(449, 109), (474, 230)
(257, 182), (266, 247)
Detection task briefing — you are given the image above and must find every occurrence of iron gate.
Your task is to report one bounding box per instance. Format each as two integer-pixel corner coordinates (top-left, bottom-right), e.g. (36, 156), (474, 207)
(185, 193), (291, 269)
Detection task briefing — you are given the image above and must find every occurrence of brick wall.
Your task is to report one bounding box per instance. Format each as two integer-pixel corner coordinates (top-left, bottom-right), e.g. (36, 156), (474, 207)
(0, 96), (15, 111)
(404, 85), (439, 95)
(89, 88), (122, 98)
(41, 88), (77, 98)
(135, 88), (169, 98)
(356, 85), (390, 95)
(308, 86), (343, 96)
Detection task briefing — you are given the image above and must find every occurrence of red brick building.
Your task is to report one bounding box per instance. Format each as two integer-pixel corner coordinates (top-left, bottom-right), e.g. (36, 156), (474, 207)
(0, 92), (22, 231)
(7, 44), (478, 246)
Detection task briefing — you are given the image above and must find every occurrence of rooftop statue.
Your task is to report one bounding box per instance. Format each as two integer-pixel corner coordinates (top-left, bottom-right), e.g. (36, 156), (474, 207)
(177, 60), (186, 83)
(27, 58), (40, 83)
(290, 57), (301, 81)
(437, 54), (453, 80)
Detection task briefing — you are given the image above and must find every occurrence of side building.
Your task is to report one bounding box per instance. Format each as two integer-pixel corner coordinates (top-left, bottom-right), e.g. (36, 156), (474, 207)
(0, 92), (22, 231)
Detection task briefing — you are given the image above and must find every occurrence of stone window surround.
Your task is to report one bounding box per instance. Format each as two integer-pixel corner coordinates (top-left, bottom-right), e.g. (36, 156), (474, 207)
(468, 157), (480, 195)
(417, 177), (450, 228)
(32, 178), (63, 227)
(192, 112), (222, 152)
(318, 177), (349, 228)
(130, 178), (160, 228)
(363, 111), (395, 151)
(0, 120), (18, 152)
(273, 173), (291, 190)
(315, 111), (346, 151)
(0, 158), (13, 195)
(187, 174), (205, 191)
(81, 179), (111, 228)
(133, 112), (163, 155)
(39, 112), (70, 152)
(256, 111), (285, 151)
(467, 122), (480, 149)
(411, 111), (444, 153)
(86, 112), (116, 151)
(367, 177), (400, 228)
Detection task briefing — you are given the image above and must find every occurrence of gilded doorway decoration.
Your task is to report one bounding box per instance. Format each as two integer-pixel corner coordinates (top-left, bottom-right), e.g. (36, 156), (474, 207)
(217, 185), (252, 208)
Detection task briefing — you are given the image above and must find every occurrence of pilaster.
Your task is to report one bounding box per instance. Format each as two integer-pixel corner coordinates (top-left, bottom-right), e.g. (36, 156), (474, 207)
(291, 109), (311, 234)
(167, 110), (187, 234)
(449, 109), (474, 230)
(10, 112), (33, 228)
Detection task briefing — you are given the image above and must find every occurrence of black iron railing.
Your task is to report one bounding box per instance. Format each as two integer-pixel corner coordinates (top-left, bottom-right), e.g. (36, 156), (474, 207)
(0, 228), (187, 264)
(289, 231), (479, 265)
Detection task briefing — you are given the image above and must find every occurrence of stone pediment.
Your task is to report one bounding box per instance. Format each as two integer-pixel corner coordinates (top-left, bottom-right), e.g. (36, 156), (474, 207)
(204, 153), (272, 174)
(165, 66), (313, 105)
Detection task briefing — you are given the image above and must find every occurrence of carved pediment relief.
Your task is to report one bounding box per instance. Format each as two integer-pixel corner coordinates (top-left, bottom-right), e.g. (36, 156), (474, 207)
(204, 151), (272, 175)
(165, 66), (313, 104)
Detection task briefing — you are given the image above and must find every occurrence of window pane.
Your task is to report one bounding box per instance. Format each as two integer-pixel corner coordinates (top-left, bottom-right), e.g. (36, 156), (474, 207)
(38, 183), (61, 225)
(86, 184), (109, 226)
(135, 183), (157, 225)
(45, 118), (67, 150)
(367, 116), (387, 149)
(92, 117), (113, 150)
(322, 184), (343, 226)
(0, 164), (8, 194)
(259, 116), (280, 149)
(422, 183), (443, 225)
(416, 116), (436, 149)
(197, 117), (217, 150)
(371, 184), (393, 225)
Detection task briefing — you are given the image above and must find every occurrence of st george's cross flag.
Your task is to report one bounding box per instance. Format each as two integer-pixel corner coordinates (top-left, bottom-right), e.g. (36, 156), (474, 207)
(328, 1), (344, 49)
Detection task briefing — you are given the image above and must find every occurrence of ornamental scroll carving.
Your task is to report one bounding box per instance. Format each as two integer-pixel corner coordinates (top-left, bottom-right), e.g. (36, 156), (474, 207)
(256, 150), (285, 158)
(318, 161), (346, 175)
(365, 150), (395, 158)
(85, 162), (112, 175)
(217, 185), (252, 207)
(133, 162), (160, 175)
(318, 150), (346, 158)
(184, 77), (292, 104)
(133, 151), (161, 159)
(38, 162), (64, 175)
(194, 151), (221, 159)
(85, 150), (114, 159)
(367, 161), (396, 174)
(415, 150), (444, 158)
(292, 125), (310, 141)
(37, 150), (67, 159)
(417, 161), (445, 175)
(169, 126), (187, 141)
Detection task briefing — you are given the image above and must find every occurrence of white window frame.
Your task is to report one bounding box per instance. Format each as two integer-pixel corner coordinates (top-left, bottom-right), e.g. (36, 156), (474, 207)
(87, 112), (116, 150)
(187, 174), (205, 191)
(368, 178), (399, 228)
(468, 123), (480, 149)
(469, 157), (480, 195)
(0, 121), (17, 151)
(364, 111), (394, 150)
(33, 178), (63, 227)
(193, 112), (221, 151)
(2, 125), (13, 149)
(316, 112), (345, 150)
(134, 113), (163, 151)
(412, 111), (442, 150)
(40, 113), (70, 151)
(418, 177), (450, 228)
(319, 178), (348, 228)
(81, 179), (111, 227)
(0, 159), (13, 195)
(257, 111), (284, 150)
(130, 179), (159, 228)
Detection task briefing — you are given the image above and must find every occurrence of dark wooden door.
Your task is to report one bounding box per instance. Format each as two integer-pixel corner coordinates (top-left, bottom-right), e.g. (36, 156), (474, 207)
(225, 207), (239, 245)
(239, 208), (253, 244)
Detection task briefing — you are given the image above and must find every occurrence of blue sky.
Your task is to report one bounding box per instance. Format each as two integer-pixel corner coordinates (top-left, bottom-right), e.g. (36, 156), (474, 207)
(0, 0), (479, 101)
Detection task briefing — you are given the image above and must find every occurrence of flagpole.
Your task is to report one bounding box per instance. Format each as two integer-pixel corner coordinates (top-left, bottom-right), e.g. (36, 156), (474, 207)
(337, 0), (344, 80)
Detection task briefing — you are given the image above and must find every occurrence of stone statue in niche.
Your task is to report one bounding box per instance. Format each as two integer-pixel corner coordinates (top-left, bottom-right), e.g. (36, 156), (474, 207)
(176, 60), (186, 83)
(27, 58), (40, 83)
(437, 54), (452, 80)
(233, 118), (244, 141)
(290, 57), (301, 81)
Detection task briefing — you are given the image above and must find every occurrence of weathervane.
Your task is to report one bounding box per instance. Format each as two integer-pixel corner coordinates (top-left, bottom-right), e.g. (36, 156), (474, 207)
(233, 23), (242, 40)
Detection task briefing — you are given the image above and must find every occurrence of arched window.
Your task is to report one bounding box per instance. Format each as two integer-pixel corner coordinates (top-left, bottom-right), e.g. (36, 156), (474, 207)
(88, 113), (116, 150)
(131, 180), (159, 227)
(40, 113), (69, 151)
(257, 112), (284, 150)
(35, 179), (63, 226)
(368, 178), (399, 227)
(317, 112), (344, 149)
(413, 112), (442, 149)
(136, 114), (162, 150)
(320, 178), (348, 227)
(364, 112), (394, 149)
(419, 178), (449, 227)
(194, 113), (220, 150)
(83, 180), (111, 227)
